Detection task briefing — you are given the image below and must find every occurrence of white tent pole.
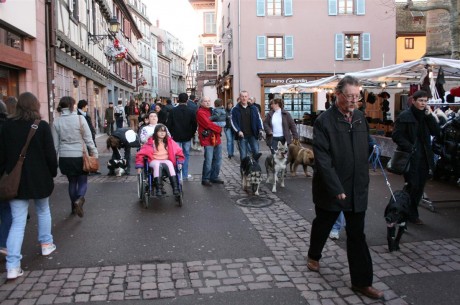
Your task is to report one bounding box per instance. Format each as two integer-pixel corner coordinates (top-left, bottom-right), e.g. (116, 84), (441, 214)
(382, 53), (385, 67)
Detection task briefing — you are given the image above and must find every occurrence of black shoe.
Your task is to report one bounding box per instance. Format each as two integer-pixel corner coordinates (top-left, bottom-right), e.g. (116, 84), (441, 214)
(201, 181), (212, 186)
(153, 177), (162, 196)
(211, 179), (224, 184)
(107, 171), (115, 176)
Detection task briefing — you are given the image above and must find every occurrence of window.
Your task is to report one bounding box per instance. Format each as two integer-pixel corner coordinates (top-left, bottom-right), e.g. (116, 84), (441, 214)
(257, 0), (292, 16)
(338, 0), (353, 14)
(279, 92), (313, 118)
(204, 12), (216, 34)
(205, 47), (217, 70)
(267, 36), (283, 59)
(0, 27), (23, 50)
(405, 38), (414, 49)
(335, 33), (370, 60)
(267, 0), (282, 16)
(329, 0), (365, 16)
(70, 0), (79, 21)
(257, 35), (293, 60)
(345, 34), (360, 59)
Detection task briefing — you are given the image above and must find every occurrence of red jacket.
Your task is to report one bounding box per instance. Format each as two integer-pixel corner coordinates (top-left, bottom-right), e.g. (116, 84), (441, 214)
(196, 106), (222, 146)
(135, 137), (185, 168)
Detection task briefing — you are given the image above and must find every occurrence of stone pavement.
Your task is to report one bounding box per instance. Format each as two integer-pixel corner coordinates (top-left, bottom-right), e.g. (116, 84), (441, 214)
(1, 137), (460, 304)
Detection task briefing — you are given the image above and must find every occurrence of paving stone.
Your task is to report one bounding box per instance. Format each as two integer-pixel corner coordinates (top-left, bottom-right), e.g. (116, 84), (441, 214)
(74, 294), (90, 303)
(143, 290), (159, 299)
(53, 296), (73, 304)
(198, 287), (215, 294)
(18, 299), (37, 305)
(159, 290), (175, 298)
(108, 292), (124, 301)
(36, 294), (56, 305)
(178, 289), (194, 296)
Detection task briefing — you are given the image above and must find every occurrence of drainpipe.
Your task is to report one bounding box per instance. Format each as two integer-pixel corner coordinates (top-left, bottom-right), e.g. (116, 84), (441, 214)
(238, 0), (241, 94)
(45, 0), (56, 123)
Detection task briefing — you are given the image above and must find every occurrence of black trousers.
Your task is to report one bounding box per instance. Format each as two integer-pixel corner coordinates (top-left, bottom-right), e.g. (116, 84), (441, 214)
(404, 158), (429, 221)
(308, 206), (373, 287)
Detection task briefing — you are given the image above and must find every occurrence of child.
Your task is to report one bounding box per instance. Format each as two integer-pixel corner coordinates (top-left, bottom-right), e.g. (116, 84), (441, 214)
(135, 124), (184, 196)
(210, 98), (226, 127)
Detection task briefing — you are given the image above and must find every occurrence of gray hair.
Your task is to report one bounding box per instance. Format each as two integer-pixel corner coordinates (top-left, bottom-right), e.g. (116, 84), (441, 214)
(335, 76), (360, 94)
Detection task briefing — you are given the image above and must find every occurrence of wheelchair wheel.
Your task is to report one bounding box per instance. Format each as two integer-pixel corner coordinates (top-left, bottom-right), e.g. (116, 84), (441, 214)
(137, 172), (144, 200)
(143, 191), (150, 209)
(176, 190), (183, 207)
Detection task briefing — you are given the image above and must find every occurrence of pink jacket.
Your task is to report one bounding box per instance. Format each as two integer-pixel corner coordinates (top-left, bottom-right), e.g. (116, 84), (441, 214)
(135, 137), (185, 168)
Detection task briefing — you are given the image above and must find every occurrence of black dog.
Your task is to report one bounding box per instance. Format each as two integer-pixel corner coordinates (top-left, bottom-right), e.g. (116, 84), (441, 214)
(384, 190), (411, 252)
(107, 158), (127, 177)
(240, 153), (263, 195)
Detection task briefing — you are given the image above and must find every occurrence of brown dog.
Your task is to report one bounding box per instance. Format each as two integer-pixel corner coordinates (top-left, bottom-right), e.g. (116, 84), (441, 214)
(288, 140), (314, 177)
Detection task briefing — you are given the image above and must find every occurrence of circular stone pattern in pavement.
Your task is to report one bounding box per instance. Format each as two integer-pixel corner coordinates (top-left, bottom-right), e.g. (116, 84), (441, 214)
(235, 196), (273, 208)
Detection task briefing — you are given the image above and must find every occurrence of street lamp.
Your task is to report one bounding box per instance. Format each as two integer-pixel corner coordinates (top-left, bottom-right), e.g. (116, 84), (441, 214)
(88, 16), (120, 44)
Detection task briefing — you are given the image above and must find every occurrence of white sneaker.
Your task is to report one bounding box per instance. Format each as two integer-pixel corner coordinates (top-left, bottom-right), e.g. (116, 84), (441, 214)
(41, 243), (56, 256)
(7, 267), (24, 280)
(329, 231), (340, 240)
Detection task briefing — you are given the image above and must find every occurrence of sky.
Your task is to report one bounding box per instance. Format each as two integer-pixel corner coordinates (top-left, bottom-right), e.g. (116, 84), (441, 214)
(145, 0), (201, 56)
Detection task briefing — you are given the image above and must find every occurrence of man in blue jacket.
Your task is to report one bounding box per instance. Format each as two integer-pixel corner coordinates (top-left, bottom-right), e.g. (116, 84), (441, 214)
(231, 90), (263, 160)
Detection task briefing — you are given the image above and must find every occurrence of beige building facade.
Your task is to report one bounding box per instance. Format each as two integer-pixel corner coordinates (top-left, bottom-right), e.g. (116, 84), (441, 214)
(215, 0), (396, 117)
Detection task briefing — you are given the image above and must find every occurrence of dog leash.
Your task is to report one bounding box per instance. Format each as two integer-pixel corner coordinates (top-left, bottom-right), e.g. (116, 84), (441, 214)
(369, 145), (397, 202)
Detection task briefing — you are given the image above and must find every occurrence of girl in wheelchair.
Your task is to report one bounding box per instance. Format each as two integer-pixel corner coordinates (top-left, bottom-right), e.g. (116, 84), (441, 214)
(135, 124), (185, 196)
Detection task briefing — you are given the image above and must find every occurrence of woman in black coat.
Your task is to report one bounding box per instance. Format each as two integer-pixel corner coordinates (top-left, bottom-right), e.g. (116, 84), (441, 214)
(392, 90), (440, 225)
(0, 92), (58, 279)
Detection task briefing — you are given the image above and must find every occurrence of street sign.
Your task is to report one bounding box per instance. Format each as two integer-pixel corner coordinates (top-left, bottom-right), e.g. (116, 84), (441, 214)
(213, 44), (223, 56)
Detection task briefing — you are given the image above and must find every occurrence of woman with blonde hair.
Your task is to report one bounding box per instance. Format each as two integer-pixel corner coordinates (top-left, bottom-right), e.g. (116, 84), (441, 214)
(0, 92), (58, 279)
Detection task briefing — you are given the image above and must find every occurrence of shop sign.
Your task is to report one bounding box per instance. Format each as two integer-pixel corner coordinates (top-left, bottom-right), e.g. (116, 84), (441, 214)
(213, 45), (223, 56)
(264, 77), (311, 85)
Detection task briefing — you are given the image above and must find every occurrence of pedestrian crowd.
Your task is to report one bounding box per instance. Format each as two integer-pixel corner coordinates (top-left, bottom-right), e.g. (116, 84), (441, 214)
(1, 79), (444, 301)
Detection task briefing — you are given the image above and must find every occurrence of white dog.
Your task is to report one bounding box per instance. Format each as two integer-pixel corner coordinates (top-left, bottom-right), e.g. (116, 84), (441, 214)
(265, 141), (288, 193)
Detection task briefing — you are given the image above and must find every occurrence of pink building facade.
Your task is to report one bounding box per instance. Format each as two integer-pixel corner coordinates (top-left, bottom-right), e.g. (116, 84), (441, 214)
(215, 0), (396, 118)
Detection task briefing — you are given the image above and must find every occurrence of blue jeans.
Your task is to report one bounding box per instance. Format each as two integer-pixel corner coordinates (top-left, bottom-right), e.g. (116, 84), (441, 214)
(68, 175), (88, 210)
(331, 212), (345, 233)
(238, 136), (259, 160)
(6, 197), (53, 269)
(177, 140), (191, 178)
(202, 144), (222, 182)
(224, 128), (235, 157)
(0, 201), (12, 248)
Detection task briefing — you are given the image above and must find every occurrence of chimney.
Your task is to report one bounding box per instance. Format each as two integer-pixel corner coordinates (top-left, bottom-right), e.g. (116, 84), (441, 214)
(156, 19), (160, 28)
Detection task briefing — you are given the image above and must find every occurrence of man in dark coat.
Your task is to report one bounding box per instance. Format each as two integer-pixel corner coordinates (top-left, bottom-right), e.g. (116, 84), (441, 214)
(108, 128), (140, 176)
(167, 93), (197, 180)
(392, 90), (439, 225)
(307, 76), (383, 300)
(105, 102), (115, 135)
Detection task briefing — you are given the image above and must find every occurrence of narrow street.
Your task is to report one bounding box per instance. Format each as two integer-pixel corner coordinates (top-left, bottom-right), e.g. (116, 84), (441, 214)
(1, 135), (459, 305)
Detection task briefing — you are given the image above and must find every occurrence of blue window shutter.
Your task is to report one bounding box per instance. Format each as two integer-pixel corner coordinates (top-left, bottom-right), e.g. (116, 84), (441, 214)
(335, 33), (344, 60)
(285, 35), (293, 59)
(328, 0), (337, 16)
(198, 46), (205, 71)
(284, 0), (293, 16)
(356, 0), (365, 15)
(257, 36), (266, 59)
(257, 0), (265, 17)
(362, 33), (371, 60)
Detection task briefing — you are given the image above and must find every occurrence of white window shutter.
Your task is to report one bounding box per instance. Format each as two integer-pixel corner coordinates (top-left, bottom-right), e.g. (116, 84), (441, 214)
(328, 0), (337, 16)
(257, 36), (266, 59)
(284, 0), (293, 16)
(356, 0), (365, 15)
(285, 36), (294, 59)
(335, 33), (344, 60)
(198, 46), (205, 71)
(362, 33), (371, 60)
(257, 0), (266, 17)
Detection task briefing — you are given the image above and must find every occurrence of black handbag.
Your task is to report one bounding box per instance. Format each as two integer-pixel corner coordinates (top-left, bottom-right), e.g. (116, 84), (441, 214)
(387, 150), (412, 175)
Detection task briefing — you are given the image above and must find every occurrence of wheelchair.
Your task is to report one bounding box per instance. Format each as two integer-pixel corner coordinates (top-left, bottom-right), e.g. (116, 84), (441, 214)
(137, 157), (184, 208)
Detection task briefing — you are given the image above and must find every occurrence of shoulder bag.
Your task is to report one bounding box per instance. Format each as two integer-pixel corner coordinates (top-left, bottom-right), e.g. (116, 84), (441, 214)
(387, 138), (417, 175)
(79, 116), (100, 173)
(0, 120), (40, 201)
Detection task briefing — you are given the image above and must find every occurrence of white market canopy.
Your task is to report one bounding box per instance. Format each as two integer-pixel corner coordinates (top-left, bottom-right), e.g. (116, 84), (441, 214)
(270, 57), (460, 94)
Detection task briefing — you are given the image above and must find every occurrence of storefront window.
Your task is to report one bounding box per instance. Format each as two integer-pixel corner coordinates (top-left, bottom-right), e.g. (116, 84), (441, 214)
(282, 93), (312, 119)
(0, 67), (19, 101)
(0, 26), (23, 51)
